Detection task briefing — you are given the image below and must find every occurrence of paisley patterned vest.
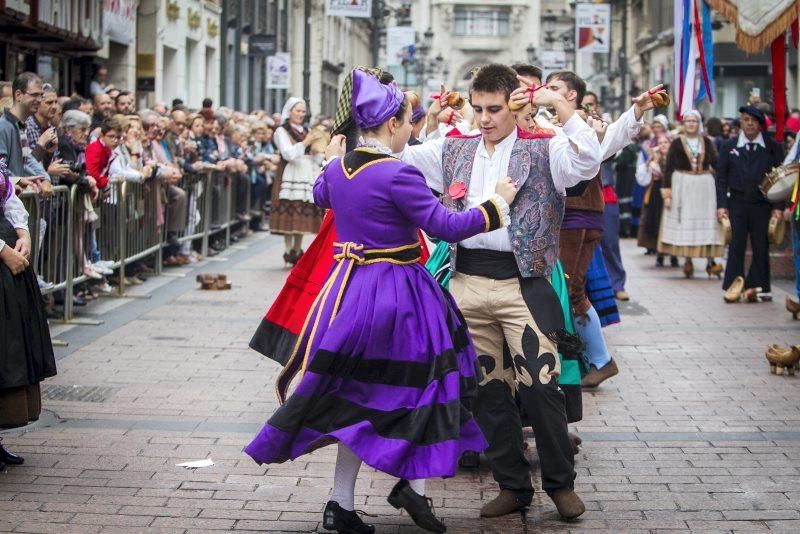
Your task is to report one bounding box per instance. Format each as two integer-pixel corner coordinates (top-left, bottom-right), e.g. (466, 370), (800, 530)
(440, 133), (563, 278)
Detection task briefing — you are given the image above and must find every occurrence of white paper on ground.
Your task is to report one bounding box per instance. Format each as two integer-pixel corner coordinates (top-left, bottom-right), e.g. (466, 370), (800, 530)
(175, 458), (214, 469)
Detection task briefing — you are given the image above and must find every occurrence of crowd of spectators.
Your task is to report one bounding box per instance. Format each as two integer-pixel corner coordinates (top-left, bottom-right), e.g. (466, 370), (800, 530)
(0, 69), (335, 312)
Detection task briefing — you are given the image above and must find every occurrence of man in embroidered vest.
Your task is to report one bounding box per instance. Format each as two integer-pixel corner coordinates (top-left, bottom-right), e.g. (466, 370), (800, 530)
(399, 64), (601, 520)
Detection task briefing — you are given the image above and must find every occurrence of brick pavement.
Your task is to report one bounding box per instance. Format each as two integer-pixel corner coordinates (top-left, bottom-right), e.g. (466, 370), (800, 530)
(1, 234), (799, 533)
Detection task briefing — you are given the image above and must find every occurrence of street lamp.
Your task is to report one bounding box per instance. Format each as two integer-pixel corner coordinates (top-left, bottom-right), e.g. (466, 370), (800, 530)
(526, 44), (537, 64)
(543, 9), (557, 47)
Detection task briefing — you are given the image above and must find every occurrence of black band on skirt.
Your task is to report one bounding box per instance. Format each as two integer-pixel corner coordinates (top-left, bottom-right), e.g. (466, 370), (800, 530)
(0, 208), (56, 390)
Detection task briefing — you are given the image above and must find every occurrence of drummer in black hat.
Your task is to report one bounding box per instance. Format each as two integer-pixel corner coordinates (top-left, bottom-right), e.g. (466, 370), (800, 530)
(715, 105), (785, 301)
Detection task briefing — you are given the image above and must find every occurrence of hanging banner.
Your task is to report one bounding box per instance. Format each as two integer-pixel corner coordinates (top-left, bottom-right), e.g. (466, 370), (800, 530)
(386, 26), (416, 66)
(326, 0), (372, 18)
(266, 53), (291, 89)
(575, 3), (611, 54)
(103, 0), (137, 45)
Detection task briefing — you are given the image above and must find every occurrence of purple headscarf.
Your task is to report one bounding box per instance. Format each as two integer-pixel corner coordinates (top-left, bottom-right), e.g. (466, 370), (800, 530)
(0, 157), (12, 206)
(351, 70), (404, 129)
(411, 105), (426, 124)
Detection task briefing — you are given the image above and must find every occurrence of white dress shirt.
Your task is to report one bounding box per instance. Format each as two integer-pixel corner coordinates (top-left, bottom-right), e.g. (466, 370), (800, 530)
(399, 113), (602, 252)
(737, 131), (766, 150)
(601, 105), (643, 160)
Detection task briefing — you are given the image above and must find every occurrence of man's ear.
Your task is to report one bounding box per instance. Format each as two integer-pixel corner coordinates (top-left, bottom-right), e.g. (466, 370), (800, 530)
(567, 90), (578, 105)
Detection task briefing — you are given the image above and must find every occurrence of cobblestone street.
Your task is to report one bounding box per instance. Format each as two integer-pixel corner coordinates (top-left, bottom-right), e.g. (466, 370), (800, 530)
(2, 234), (799, 533)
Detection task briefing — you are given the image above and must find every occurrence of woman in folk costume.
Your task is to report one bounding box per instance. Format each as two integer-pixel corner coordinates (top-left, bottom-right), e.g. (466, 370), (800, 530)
(658, 110), (724, 279)
(269, 97), (325, 266)
(249, 68), (430, 372)
(0, 158), (56, 469)
(245, 70), (518, 534)
(637, 134), (675, 266)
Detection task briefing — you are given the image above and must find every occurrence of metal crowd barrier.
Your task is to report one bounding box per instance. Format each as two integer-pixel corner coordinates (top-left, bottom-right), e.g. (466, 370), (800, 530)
(24, 169), (252, 336)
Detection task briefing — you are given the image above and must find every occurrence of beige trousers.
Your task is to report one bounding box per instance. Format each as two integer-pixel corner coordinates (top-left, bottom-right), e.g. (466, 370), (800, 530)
(449, 273), (560, 391)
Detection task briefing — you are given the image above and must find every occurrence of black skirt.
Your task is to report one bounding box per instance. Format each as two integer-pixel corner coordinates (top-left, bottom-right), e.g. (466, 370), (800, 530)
(0, 207), (56, 391)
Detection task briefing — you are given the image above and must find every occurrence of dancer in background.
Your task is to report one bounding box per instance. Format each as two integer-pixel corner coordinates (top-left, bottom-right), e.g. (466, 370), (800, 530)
(658, 110), (724, 280)
(270, 97), (325, 266)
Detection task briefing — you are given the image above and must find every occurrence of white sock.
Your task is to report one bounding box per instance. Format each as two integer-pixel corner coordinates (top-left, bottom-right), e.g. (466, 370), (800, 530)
(408, 479), (426, 496)
(330, 443), (362, 511)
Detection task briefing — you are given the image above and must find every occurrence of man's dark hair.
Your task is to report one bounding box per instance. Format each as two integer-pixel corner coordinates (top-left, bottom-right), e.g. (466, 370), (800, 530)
(61, 98), (82, 113)
(546, 70), (587, 109)
(378, 71), (395, 84)
(100, 117), (122, 134)
(12, 71), (42, 100)
(470, 64), (519, 100)
(583, 91), (599, 105)
(510, 63), (543, 83)
(202, 98), (213, 108)
(172, 98), (184, 109)
(115, 90), (132, 104)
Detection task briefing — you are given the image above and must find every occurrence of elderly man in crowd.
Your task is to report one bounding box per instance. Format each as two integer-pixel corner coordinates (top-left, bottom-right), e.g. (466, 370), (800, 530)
(140, 109), (189, 265)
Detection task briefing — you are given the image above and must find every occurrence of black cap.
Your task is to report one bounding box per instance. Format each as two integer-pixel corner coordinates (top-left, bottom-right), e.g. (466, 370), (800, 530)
(738, 105), (765, 126)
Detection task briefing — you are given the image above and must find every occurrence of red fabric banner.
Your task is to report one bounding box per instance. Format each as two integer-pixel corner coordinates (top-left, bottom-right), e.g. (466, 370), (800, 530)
(771, 35), (786, 142)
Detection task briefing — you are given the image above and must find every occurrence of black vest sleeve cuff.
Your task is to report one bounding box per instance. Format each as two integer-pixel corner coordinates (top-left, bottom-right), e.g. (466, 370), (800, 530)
(477, 198), (504, 233)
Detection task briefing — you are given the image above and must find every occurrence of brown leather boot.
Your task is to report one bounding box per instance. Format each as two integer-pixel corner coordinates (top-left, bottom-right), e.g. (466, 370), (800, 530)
(479, 489), (528, 518)
(550, 488), (585, 519)
(581, 358), (619, 388)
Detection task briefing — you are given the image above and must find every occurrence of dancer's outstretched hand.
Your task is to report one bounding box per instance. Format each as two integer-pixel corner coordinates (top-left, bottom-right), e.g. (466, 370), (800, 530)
(632, 84), (668, 119)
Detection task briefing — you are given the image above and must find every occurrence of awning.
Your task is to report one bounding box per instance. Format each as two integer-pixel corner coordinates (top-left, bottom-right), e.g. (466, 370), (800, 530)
(706, 0), (799, 52)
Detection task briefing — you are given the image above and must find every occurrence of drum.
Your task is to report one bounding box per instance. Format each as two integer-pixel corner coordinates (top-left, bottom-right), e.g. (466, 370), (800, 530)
(759, 163), (799, 202)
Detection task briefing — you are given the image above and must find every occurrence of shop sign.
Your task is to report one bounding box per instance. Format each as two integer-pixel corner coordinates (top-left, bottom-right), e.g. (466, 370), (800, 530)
(103, 0), (137, 45)
(37, 0), (103, 45)
(266, 53), (291, 89)
(326, 0), (372, 19)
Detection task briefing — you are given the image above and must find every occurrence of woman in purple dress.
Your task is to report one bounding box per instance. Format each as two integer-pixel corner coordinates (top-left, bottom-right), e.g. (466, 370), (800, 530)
(245, 71), (518, 533)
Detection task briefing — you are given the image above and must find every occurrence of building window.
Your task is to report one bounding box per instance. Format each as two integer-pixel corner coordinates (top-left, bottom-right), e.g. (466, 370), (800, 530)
(454, 8), (510, 36)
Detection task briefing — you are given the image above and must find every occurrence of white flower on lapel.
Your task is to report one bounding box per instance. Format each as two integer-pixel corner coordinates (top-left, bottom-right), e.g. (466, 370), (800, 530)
(730, 148), (740, 157)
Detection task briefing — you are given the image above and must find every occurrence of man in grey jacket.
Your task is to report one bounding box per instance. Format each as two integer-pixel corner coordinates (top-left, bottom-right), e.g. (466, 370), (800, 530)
(0, 72), (52, 197)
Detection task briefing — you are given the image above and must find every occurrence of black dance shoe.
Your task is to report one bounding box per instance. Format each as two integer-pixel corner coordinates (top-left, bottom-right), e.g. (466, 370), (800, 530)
(0, 440), (24, 465)
(322, 501), (375, 534)
(387, 479), (446, 533)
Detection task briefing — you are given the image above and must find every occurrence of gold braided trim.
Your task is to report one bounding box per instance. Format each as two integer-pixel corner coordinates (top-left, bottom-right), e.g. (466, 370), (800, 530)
(299, 260), (344, 377)
(341, 148), (397, 180)
(477, 204), (491, 233)
(361, 257), (420, 265)
(276, 240), (422, 402)
(328, 260), (356, 327)
(274, 263), (340, 404)
(489, 197), (504, 228)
